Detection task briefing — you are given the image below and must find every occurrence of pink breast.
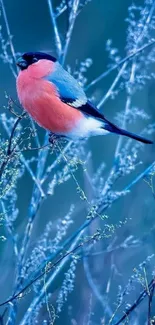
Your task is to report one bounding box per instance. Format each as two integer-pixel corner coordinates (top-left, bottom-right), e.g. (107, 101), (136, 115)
(16, 67), (83, 134)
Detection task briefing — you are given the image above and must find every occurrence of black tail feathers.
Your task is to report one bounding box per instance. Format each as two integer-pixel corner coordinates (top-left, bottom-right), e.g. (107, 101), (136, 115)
(103, 119), (153, 144)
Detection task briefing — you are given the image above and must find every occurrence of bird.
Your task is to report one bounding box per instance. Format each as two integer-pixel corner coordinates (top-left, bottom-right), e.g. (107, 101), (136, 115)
(16, 52), (153, 144)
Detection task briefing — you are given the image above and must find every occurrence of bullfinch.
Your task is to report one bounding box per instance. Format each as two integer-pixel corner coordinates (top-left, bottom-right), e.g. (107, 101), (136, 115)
(16, 52), (153, 144)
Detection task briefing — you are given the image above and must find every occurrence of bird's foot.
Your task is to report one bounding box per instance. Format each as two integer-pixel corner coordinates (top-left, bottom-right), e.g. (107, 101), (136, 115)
(49, 132), (59, 145)
(49, 132), (68, 147)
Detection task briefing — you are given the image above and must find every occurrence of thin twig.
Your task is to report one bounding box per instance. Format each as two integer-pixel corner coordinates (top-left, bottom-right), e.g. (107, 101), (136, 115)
(0, 0), (17, 77)
(114, 61), (136, 158)
(61, 0), (80, 65)
(0, 113), (25, 179)
(15, 134), (49, 283)
(0, 159), (154, 309)
(2, 116), (45, 197)
(148, 280), (155, 325)
(97, 62), (128, 109)
(85, 39), (155, 91)
(6, 134), (49, 323)
(41, 140), (72, 184)
(114, 0), (155, 158)
(83, 255), (114, 319)
(19, 230), (99, 325)
(0, 230), (100, 309)
(46, 0), (62, 57)
(1, 201), (19, 259)
(114, 278), (155, 325)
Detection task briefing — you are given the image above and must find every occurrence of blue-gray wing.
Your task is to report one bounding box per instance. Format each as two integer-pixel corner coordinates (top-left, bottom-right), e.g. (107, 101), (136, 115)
(46, 62), (87, 107)
(45, 62), (106, 121)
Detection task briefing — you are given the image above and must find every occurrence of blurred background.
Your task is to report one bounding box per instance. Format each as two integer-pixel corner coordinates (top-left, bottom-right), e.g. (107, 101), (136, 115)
(0, 0), (155, 324)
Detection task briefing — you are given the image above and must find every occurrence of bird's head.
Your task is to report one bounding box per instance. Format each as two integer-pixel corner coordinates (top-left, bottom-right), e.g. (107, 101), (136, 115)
(16, 52), (57, 70)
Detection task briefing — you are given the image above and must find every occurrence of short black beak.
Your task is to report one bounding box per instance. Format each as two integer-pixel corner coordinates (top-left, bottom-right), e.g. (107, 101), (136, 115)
(16, 57), (28, 70)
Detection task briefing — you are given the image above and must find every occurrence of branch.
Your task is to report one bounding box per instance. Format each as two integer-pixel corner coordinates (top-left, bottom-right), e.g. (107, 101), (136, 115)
(6, 134), (49, 323)
(61, 0), (80, 65)
(83, 254), (114, 319)
(0, 159), (154, 309)
(0, 230), (100, 309)
(2, 115), (46, 198)
(85, 39), (155, 91)
(114, 0), (155, 157)
(46, 0), (62, 57)
(148, 280), (155, 325)
(97, 62), (128, 109)
(114, 278), (155, 325)
(0, 113), (25, 179)
(0, 0), (17, 77)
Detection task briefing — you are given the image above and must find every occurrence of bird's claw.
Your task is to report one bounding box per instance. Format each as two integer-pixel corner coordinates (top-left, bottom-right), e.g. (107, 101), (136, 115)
(48, 133), (68, 147)
(49, 132), (59, 145)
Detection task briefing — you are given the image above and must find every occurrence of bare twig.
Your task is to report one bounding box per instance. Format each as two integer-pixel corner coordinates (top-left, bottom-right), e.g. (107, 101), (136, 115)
(114, 278), (155, 325)
(115, 0), (155, 157)
(97, 62), (128, 109)
(148, 280), (155, 325)
(85, 40), (155, 91)
(61, 0), (80, 65)
(2, 115), (46, 197)
(46, 0), (62, 57)
(0, 0), (17, 76)
(0, 230), (100, 309)
(0, 113), (25, 179)
(0, 159), (154, 310)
